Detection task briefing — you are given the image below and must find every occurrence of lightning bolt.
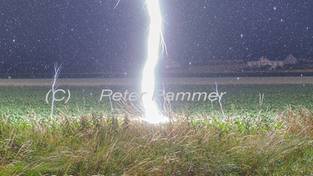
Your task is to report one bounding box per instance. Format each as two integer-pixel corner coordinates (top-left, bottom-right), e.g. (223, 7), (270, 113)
(140, 0), (169, 124)
(113, 0), (121, 9)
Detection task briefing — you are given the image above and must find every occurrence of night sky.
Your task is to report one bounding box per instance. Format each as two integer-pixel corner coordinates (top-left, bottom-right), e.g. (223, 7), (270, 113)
(0, 0), (313, 77)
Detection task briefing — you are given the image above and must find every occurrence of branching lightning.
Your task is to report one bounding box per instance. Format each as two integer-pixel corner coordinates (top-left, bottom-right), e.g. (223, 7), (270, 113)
(141, 0), (169, 124)
(113, 0), (121, 9)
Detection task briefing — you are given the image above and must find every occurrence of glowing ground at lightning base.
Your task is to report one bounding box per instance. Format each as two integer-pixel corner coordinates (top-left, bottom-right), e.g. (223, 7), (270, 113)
(140, 0), (169, 124)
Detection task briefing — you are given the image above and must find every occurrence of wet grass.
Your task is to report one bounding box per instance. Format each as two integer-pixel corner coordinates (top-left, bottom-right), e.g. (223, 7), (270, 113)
(1, 85), (313, 175)
(0, 108), (313, 175)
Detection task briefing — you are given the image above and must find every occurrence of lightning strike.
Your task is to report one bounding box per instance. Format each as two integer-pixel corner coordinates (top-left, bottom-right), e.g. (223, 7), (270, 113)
(140, 0), (169, 124)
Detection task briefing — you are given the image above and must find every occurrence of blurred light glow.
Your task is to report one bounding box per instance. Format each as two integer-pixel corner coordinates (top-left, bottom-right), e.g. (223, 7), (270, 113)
(141, 0), (169, 124)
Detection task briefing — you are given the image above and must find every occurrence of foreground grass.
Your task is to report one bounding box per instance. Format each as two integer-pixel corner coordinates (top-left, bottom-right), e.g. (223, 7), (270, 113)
(0, 109), (313, 175)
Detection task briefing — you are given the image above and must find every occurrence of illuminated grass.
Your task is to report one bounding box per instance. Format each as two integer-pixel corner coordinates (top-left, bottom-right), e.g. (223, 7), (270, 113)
(0, 85), (313, 175)
(2, 84), (313, 119)
(0, 108), (312, 175)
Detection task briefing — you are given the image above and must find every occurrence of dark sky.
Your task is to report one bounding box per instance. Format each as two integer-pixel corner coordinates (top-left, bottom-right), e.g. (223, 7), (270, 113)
(0, 0), (313, 76)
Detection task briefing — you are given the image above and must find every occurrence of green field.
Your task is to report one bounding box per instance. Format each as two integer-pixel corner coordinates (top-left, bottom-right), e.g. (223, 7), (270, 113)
(0, 84), (313, 175)
(1, 84), (313, 119)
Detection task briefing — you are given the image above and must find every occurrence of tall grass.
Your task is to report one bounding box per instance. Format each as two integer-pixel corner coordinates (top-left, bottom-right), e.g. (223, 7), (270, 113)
(0, 109), (312, 175)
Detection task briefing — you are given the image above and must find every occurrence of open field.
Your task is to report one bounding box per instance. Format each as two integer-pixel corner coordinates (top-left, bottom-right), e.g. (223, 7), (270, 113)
(0, 77), (312, 86)
(1, 79), (313, 175)
(1, 83), (313, 119)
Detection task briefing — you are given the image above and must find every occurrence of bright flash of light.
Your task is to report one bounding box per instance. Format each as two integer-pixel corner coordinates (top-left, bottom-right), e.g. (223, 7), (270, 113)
(140, 0), (169, 124)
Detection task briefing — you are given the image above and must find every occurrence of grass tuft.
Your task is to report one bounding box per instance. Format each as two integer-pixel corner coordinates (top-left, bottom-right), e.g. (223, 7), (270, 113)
(0, 109), (313, 175)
